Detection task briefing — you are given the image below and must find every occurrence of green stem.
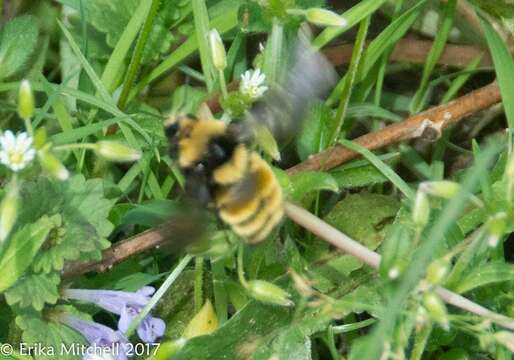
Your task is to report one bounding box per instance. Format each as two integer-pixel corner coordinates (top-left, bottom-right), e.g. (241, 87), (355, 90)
(218, 69), (228, 99)
(125, 254), (193, 337)
(194, 256), (204, 313)
(332, 318), (376, 334)
(409, 323), (432, 360)
(23, 118), (33, 137)
(211, 259), (228, 324)
(264, 18), (283, 84)
(333, 16), (370, 142)
(117, 0), (161, 111)
(53, 143), (96, 151)
(237, 243), (248, 287)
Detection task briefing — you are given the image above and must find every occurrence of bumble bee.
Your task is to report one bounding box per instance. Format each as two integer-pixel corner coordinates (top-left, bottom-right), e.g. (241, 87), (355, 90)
(165, 34), (336, 244)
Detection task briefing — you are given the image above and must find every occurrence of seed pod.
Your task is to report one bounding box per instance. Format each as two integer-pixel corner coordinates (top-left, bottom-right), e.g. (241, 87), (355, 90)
(38, 148), (69, 181)
(426, 258), (450, 286)
(95, 141), (141, 162)
(419, 181), (460, 199)
(412, 190), (430, 229)
(18, 80), (35, 120)
(0, 180), (18, 242)
(208, 30), (227, 71)
(485, 212), (507, 247)
(246, 280), (293, 307)
(305, 8), (347, 27)
(423, 291), (449, 331)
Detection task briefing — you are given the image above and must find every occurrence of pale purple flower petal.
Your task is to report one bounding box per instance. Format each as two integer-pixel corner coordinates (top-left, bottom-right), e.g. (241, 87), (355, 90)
(65, 287), (166, 343)
(137, 316), (166, 343)
(62, 315), (130, 360)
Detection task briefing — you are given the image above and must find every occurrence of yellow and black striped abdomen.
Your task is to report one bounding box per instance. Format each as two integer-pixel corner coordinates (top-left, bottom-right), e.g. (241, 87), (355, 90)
(214, 147), (284, 243)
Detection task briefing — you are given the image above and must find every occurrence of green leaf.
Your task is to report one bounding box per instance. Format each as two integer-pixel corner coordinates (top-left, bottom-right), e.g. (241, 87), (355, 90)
(479, 14), (514, 130)
(120, 199), (180, 227)
(328, 0), (428, 105)
(313, 0), (387, 49)
(5, 273), (60, 311)
(132, 7), (238, 96)
(288, 171), (339, 200)
(16, 307), (88, 360)
(339, 139), (415, 199)
(17, 176), (115, 273)
(57, 20), (112, 103)
(173, 294), (329, 360)
(324, 193), (400, 249)
(0, 215), (58, 293)
(410, 0), (457, 113)
(100, 0), (152, 93)
(454, 261), (514, 294)
(296, 102), (334, 161)
(331, 154), (399, 189)
(0, 15), (39, 80)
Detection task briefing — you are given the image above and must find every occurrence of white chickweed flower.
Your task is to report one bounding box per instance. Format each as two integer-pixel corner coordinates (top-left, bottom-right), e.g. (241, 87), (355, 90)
(0, 130), (36, 172)
(240, 69), (268, 100)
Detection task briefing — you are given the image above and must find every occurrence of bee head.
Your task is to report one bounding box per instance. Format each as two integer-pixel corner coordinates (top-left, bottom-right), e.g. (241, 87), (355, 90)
(164, 114), (197, 159)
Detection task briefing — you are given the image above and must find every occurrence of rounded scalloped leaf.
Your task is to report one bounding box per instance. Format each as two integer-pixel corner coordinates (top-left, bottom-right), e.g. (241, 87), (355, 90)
(17, 175), (116, 273)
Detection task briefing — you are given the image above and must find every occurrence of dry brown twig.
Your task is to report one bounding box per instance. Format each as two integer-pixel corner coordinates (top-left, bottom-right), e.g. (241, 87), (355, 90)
(324, 38), (492, 68)
(287, 81), (501, 175)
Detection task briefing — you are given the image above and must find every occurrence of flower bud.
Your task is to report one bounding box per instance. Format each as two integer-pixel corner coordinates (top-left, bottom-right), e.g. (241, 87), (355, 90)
(18, 80), (35, 120)
(246, 280), (293, 307)
(412, 190), (430, 229)
(38, 149), (69, 181)
(95, 141), (141, 162)
(423, 292), (449, 331)
(305, 8), (347, 27)
(485, 212), (507, 247)
(426, 258), (450, 286)
(0, 181), (18, 242)
(151, 338), (187, 360)
(208, 30), (227, 71)
(183, 300), (219, 339)
(419, 181), (460, 199)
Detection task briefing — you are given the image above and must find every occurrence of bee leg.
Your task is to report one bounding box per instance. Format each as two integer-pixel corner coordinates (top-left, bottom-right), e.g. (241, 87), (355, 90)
(184, 165), (212, 206)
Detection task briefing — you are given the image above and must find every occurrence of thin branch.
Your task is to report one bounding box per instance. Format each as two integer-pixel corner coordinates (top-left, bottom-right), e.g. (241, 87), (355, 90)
(287, 81), (501, 175)
(62, 224), (169, 279)
(284, 202), (514, 331)
(323, 38), (492, 68)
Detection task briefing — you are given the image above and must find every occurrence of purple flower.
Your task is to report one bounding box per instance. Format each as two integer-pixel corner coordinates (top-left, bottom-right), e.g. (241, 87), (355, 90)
(64, 287), (166, 343)
(62, 315), (130, 360)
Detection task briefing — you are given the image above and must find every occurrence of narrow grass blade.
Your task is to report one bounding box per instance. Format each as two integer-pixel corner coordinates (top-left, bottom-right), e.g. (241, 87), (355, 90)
(479, 14), (514, 130)
(410, 0), (457, 113)
(57, 20), (113, 104)
(101, 0), (152, 94)
(192, 0), (215, 91)
(130, 9), (238, 101)
(339, 139), (415, 199)
(313, 0), (387, 49)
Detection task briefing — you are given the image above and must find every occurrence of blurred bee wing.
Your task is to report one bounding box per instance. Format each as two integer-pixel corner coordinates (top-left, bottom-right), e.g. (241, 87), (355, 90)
(241, 34), (337, 143)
